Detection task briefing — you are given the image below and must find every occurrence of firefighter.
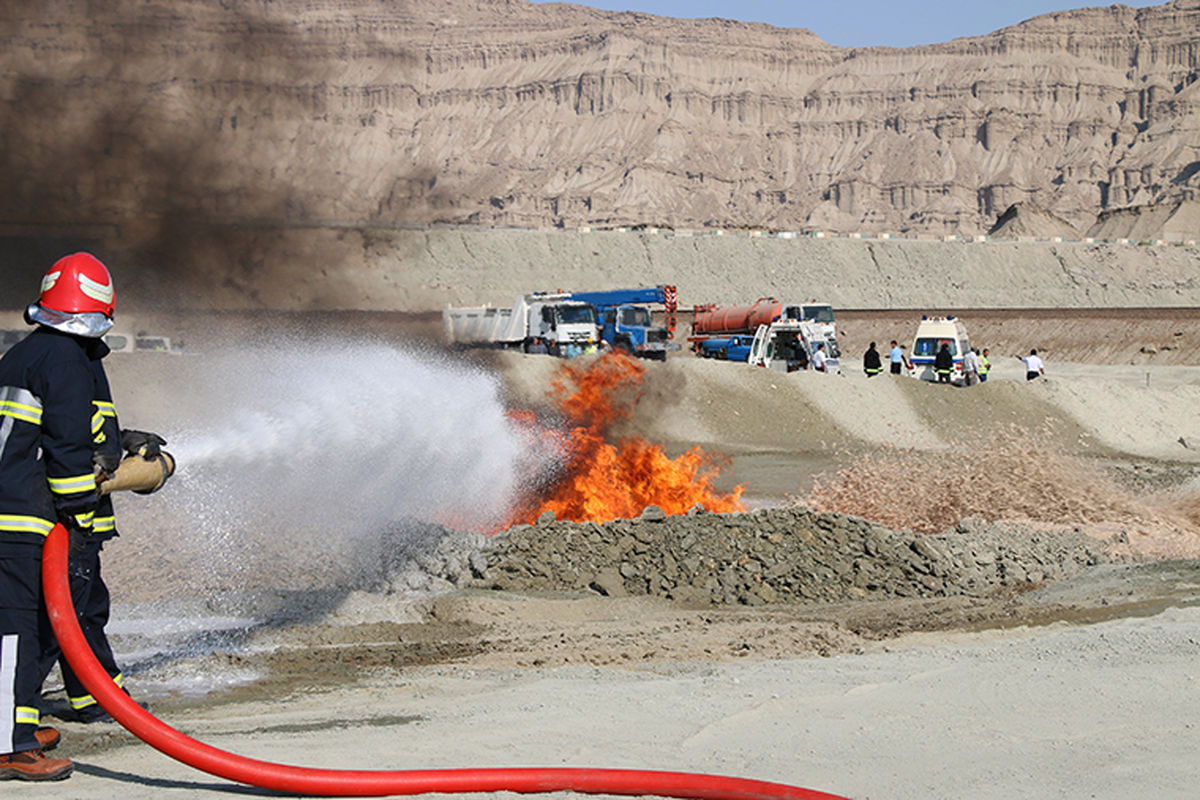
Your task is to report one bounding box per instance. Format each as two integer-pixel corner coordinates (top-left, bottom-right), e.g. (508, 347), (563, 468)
(862, 341), (883, 377)
(934, 342), (954, 383)
(0, 253), (161, 780)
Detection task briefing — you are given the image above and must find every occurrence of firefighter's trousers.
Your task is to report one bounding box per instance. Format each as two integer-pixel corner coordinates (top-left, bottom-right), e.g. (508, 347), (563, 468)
(0, 543), (46, 754)
(38, 539), (122, 715)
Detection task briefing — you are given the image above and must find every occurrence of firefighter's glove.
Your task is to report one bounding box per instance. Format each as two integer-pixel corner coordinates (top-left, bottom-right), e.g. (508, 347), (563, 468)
(122, 429), (167, 459)
(93, 449), (122, 478)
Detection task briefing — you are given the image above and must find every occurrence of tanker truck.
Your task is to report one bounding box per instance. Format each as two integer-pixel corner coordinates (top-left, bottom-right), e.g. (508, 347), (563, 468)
(689, 298), (839, 357)
(443, 293), (598, 351)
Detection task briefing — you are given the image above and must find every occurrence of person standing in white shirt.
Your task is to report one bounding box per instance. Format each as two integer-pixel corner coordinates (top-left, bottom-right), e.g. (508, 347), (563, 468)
(1018, 349), (1045, 380)
(811, 343), (827, 373)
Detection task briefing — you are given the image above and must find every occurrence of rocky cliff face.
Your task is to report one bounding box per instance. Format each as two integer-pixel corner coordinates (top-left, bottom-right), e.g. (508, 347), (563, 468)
(1, 0), (1198, 293)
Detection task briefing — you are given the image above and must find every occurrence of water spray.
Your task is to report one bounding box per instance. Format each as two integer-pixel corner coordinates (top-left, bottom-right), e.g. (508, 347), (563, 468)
(116, 340), (565, 608)
(164, 341), (551, 535)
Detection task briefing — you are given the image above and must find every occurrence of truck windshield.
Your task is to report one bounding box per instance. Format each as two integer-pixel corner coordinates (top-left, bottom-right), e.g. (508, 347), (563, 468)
(618, 307), (651, 327)
(557, 305), (597, 325)
(914, 337), (957, 356)
(802, 305), (835, 323)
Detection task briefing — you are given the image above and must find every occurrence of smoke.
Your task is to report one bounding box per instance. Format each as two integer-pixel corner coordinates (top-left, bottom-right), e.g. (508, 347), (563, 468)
(0, 1), (427, 308)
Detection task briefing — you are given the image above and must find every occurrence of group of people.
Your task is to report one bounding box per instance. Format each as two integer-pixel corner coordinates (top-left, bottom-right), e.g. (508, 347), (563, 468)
(862, 340), (951, 378)
(1, 254), (163, 782)
(864, 340), (1044, 385)
(525, 336), (609, 358)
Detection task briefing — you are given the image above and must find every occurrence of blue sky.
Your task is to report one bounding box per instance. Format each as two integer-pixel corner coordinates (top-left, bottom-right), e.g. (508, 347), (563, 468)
(531, 1), (1164, 48)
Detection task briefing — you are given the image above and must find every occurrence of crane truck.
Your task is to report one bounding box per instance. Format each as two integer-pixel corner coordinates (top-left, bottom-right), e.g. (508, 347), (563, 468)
(560, 285), (679, 360)
(443, 293), (599, 351)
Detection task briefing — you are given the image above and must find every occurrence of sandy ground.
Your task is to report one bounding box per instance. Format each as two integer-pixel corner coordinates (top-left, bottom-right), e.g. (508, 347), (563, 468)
(21, 591), (1200, 800)
(13, 310), (1200, 799)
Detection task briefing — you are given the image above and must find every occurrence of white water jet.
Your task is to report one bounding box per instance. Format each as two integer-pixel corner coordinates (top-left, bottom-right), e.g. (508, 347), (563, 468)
(120, 338), (560, 599)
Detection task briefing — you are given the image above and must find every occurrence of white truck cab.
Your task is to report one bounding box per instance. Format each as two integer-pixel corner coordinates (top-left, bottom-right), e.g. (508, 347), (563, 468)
(910, 315), (970, 384)
(776, 302), (838, 355)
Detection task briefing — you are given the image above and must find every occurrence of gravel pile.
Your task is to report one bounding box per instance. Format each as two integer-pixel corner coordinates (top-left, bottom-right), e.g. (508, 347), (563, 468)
(464, 507), (1117, 605)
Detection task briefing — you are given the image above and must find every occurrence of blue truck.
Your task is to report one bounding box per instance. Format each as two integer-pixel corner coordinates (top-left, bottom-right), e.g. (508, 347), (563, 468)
(561, 286), (679, 360)
(697, 334), (756, 362)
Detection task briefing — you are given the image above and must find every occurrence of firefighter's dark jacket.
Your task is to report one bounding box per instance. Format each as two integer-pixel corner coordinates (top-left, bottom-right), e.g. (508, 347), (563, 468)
(934, 347), (954, 373)
(863, 347), (882, 373)
(0, 326), (121, 551)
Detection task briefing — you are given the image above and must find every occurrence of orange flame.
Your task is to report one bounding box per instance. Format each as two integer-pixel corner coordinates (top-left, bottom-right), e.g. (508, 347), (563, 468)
(506, 352), (744, 526)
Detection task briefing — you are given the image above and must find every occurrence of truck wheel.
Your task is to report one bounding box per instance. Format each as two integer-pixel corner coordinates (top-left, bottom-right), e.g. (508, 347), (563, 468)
(615, 339), (633, 354)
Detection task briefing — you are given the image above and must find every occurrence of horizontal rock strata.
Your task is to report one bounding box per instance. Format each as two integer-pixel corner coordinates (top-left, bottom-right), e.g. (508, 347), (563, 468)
(2, 0), (1198, 246)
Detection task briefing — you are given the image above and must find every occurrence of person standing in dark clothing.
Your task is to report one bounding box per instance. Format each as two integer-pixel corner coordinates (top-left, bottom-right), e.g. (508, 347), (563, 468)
(0, 253), (117, 780)
(1, 253), (163, 780)
(934, 343), (954, 383)
(863, 342), (883, 377)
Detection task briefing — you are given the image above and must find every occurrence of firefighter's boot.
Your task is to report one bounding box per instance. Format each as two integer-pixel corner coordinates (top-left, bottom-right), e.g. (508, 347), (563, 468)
(0, 749), (74, 781)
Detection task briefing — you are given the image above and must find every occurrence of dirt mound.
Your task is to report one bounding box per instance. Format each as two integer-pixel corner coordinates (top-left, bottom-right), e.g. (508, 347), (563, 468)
(988, 202), (1081, 239)
(1086, 200), (1200, 242)
(470, 507), (1113, 605)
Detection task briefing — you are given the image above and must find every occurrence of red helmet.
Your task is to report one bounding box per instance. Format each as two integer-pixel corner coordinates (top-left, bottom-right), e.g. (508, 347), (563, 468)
(38, 252), (115, 318)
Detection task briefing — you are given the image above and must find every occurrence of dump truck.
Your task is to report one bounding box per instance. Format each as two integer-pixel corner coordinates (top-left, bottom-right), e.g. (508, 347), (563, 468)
(443, 292), (599, 350)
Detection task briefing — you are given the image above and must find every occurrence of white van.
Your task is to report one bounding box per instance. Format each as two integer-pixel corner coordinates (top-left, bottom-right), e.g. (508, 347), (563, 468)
(910, 316), (970, 384)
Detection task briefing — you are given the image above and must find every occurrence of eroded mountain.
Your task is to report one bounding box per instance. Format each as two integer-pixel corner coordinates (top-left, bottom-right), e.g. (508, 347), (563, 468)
(2, 0), (1198, 243)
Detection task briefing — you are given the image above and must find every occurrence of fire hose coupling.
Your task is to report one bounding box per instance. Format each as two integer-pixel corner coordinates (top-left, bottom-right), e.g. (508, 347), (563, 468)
(96, 430), (176, 496)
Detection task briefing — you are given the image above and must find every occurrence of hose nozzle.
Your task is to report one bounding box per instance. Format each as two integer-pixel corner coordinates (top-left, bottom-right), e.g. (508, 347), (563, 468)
(98, 451), (175, 496)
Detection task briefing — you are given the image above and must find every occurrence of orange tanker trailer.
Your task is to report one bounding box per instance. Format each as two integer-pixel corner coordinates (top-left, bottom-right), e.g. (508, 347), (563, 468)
(692, 298), (788, 335)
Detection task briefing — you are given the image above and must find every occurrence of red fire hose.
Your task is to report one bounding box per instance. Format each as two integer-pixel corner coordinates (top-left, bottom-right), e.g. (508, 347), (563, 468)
(43, 522), (851, 799)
